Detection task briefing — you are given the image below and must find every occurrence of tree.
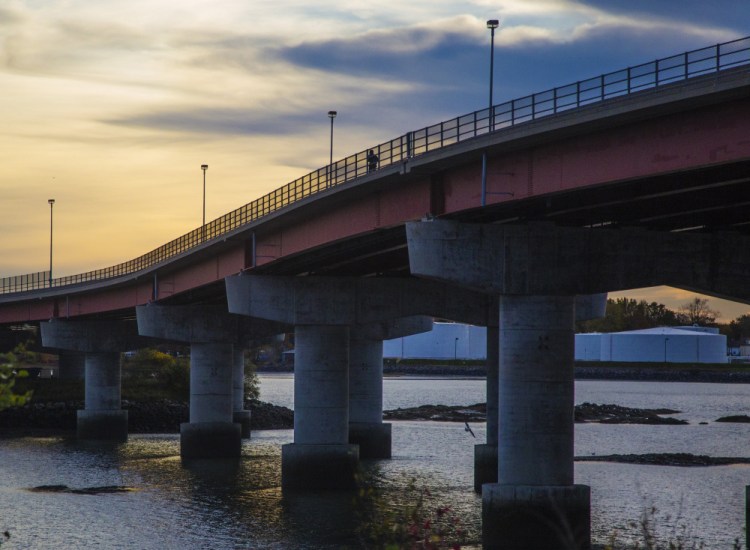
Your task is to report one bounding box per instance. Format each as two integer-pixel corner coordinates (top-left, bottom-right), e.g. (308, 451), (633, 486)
(577, 297), (679, 333)
(0, 351), (32, 412)
(725, 314), (750, 343)
(676, 297), (720, 326)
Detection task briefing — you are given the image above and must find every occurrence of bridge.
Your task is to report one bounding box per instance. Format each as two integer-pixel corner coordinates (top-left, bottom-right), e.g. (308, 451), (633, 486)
(3, 36), (750, 549)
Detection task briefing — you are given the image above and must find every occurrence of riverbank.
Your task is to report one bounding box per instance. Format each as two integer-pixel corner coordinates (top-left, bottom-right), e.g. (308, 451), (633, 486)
(373, 359), (750, 383)
(0, 399), (292, 436)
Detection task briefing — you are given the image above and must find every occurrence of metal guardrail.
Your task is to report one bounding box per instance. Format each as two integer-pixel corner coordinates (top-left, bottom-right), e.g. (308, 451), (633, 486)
(2, 36), (749, 295)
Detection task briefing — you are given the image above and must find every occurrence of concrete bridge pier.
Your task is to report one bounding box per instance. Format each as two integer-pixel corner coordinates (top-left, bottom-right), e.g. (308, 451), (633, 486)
(79, 351), (126, 440)
(348, 335), (390, 459)
(136, 305), (242, 459)
(232, 347), (251, 438)
(349, 317), (432, 459)
(405, 220), (596, 549)
(225, 273), (494, 488)
(474, 293), (605, 493)
(474, 324), (498, 492)
(483, 295), (590, 550)
(40, 318), (147, 441)
(284, 324), (358, 489)
(183, 340), (239, 458)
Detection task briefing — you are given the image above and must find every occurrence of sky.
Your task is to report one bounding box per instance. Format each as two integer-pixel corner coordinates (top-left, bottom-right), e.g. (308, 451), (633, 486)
(1, 0), (750, 320)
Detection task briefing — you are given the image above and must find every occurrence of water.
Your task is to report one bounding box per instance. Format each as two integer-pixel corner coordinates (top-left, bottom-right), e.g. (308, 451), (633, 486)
(1, 377), (749, 548)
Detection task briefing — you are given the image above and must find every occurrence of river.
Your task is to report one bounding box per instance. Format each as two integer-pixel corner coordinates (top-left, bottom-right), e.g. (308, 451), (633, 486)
(1, 377), (749, 549)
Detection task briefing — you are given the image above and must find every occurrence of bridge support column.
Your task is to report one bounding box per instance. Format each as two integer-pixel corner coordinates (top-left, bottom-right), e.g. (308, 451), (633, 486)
(39, 319), (147, 441)
(136, 305), (245, 459)
(348, 335), (390, 459)
(482, 295), (589, 550)
(474, 324), (498, 493)
(283, 324), (358, 490)
(181, 341), (240, 459)
(232, 347), (251, 438)
(77, 351), (128, 440)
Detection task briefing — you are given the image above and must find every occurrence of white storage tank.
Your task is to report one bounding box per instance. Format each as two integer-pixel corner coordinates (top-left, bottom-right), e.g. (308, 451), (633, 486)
(384, 322), (486, 360)
(575, 327), (726, 363)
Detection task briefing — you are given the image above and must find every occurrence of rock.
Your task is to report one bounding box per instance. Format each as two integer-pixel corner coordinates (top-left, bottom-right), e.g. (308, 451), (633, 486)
(383, 403), (486, 422)
(715, 415), (750, 423)
(575, 453), (750, 466)
(574, 402), (687, 424)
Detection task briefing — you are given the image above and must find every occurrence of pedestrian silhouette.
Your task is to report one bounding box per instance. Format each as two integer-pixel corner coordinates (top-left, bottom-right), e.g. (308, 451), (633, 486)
(367, 149), (379, 172)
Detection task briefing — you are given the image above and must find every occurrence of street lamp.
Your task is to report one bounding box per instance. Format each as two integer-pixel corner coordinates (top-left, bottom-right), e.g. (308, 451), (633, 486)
(327, 111), (337, 166)
(48, 199), (55, 287)
(201, 164), (208, 228)
(454, 337), (459, 360)
(487, 19), (500, 128)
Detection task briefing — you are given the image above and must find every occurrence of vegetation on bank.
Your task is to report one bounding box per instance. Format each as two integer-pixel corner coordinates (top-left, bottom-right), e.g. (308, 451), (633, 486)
(0, 349), (32, 412)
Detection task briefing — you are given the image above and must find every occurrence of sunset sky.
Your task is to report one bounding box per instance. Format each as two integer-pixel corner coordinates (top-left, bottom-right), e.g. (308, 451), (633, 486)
(2, 1), (749, 319)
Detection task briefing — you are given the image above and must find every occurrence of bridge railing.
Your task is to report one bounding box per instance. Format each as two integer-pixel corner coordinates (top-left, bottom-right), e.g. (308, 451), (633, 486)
(3, 36), (749, 295)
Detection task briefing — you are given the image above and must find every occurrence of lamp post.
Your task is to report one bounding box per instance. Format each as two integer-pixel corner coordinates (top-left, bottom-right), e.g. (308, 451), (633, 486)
(327, 110), (337, 185)
(201, 164), (208, 228)
(487, 19), (499, 129)
(664, 337), (670, 363)
(48, 199), (55, 287)
(454, 337), (459, 360)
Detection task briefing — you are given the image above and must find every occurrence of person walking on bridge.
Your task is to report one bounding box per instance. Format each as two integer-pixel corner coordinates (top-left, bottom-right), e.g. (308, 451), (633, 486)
(367, 149), (379, 172)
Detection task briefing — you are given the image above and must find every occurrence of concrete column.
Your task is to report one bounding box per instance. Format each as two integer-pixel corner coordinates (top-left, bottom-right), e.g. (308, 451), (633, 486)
(180, 341), (241, 459)
(232, 347), (251, 438)
(40, 318), (146, 441)
(282, 325), (358, 490)
(77, 351), (128, 440)
(348, 335), (391, 459)
(136, 305), (243, 459)
(483, 295), (590, 550)
(474, 324), (498, 492)
(57, 351), (85, 380)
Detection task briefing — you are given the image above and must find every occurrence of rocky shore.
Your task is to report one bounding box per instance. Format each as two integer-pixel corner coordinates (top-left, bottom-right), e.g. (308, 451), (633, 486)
(382, 402), (688, 424)
(5, 399), (750, 467)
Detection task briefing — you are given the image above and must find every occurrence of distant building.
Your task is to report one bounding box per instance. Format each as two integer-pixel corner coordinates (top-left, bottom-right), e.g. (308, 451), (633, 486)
(383, 323), (486, 360)
(384, 323), (728, 364)
(575, 327), (727, 363)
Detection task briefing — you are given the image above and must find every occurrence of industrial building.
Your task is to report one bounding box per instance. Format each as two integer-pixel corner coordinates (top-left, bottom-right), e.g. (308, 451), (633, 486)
(384, 323), (727, 363)
(575, 326), (727, 363)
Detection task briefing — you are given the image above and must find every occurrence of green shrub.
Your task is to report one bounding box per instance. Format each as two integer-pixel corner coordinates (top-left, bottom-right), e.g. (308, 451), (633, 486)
(0, 351), (32, 411)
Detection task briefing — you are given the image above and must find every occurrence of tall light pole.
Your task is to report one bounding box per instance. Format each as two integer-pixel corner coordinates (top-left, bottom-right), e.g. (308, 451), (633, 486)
(201, 164), (208, 228)
(487, 19), (499, 128)
(327, 110), (337, 166)
(48, 199), (55, 287)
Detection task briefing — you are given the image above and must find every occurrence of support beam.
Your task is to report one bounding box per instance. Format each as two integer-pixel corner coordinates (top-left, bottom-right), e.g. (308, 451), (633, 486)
(406, 219), (750, 302)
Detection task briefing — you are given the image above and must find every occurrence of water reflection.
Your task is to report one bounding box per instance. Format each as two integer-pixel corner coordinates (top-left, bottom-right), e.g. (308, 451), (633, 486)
(3, 379), (750, 548)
